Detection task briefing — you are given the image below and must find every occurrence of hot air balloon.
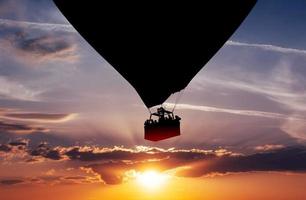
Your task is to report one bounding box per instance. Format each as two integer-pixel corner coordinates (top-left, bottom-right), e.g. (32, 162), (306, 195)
(53, 0), (257, 141)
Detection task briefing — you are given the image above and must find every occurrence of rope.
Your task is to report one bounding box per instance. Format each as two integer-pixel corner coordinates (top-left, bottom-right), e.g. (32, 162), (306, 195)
(146, 90), (185, 114)
(147, 107), (152, 114)
(171, 89), (185, 112)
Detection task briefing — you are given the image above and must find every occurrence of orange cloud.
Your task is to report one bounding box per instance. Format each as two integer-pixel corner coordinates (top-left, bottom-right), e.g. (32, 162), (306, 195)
(2, 144), (306, 186)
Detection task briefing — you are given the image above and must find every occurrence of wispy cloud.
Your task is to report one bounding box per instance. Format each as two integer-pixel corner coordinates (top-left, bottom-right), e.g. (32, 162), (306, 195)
(254, 144), (285, 151)
(0, 121), (48, 134)
(0, 76), (40, 101)
(1, 31), (78, 63)
(281, 117), (306, 140)
(0, 18), (78, 64)
(0, 18), (75, 33)
(226, 40), (306, 55)
(0, 108), (76, 137)
(2, 113), (77, 123)
(165, 103), (306, 122)
(190, 40), (306, 141)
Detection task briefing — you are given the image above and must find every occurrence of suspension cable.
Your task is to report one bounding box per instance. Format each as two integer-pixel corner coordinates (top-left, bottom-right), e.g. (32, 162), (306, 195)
(171, 89), (185, 112)
(147, 107), (152, 114)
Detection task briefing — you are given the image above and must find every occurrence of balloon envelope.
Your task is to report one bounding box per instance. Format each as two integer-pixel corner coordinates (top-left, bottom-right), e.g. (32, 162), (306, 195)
(54, 1), (257, 108)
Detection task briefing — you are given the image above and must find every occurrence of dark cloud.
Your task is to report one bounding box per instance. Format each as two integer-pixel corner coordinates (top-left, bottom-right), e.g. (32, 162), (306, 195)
(12, 32), (69, 54)
(81, 150), (222, 184)
(64, 176), (87, 180)
(0, 127), (74, 149)
(2, 142), (306, 185)
(0, 121), (48, 134)
(0, 139), (28, 152)
(0, 179), (24, 185)
(65, 146), (228, 164)
(222, 147), (305, 173)
(30, 143), (62, 160)
(0, 144), (11, 152)
(0, 121), (32, 132)
(6, 31), (77, 62)
(9, 139), (28, 146)
(0, 18), (78, 63)
(77, 146), (306, 185)
(65, 147), (169, 162)
(0, 109), (76, 147)
(6, 139), (28, 152)
(8, 141), (27, 146)
(45, 149), (62, 160)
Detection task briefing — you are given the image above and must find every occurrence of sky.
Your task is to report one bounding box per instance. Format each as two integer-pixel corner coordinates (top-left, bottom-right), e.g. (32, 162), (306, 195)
(1, 0), (306, 199)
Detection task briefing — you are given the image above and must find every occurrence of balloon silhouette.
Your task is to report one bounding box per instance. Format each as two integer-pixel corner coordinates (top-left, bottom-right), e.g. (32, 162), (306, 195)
(54, 1), (257, 108)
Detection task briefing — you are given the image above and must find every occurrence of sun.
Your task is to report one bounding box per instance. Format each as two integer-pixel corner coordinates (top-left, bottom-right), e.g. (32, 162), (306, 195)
(136, 170), (169, 189)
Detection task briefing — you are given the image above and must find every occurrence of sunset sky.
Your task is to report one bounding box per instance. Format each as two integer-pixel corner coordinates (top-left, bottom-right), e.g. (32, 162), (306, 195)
(1, 0), (306, 199)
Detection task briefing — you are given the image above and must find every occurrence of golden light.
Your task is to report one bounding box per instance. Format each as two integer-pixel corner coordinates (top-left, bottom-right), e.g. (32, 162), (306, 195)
(136, 170), (169, 189)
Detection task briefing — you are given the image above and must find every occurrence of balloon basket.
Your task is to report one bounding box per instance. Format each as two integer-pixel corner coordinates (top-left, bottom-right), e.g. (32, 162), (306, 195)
(144, 124), (180, 141)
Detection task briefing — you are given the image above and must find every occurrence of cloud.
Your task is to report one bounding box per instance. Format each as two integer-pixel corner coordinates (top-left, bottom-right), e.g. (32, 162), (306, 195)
(30, 143), (63, 160)
(0, 175), (98, 186)
(2, 112), (77, 123)
(226, 40), (306, 56)
(281, 117), (306, 140)
(9, 139), (28, 147)
(254, 144), (285, 151)
(0, 121), (47, 134)
(0, 0), (69, 25)
(204, 147), (306, 174)
(165, 103), (306, 122)
(0, 109), (76, 141)
(189, 40), (306, 141)
(0, 110), (77, 150)
(0, 18), (78, 64)
(3, 31), (78, 63)
(1, 143), (306, 185)
(65, 146), (170, 162)
(0, 144), (11, 152)
(86, 146), (306, 184)
(0, 18), (75, 33)
(63, 176), (87, 180)
(58, 145), (306, 185)
(0, 179), (24, 185)
(0, 76), (40, 101)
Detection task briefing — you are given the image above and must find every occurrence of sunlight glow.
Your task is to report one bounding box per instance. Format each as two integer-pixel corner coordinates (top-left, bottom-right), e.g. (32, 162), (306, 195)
(136, 170), (169, 189)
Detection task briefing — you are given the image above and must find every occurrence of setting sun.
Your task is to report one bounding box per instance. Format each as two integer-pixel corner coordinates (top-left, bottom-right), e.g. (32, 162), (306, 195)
(136, 170), (169, 189)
